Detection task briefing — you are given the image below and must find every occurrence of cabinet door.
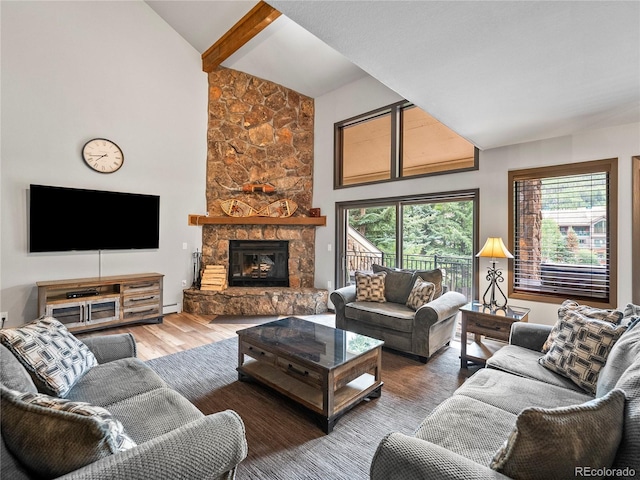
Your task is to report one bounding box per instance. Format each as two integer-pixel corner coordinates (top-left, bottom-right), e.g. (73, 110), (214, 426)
(86, 298), (120, 325)
(45, 301), (87, 329)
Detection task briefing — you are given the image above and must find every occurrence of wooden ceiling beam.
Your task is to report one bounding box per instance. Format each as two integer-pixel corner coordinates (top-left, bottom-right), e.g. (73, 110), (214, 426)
(202, 1), (281, 73)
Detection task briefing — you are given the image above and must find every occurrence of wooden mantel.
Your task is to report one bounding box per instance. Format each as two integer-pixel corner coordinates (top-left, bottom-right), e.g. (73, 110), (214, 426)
(188, 214), (326, 227)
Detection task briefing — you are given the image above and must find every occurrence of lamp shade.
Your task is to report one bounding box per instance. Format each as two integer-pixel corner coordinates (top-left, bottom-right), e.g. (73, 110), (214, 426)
(476, 237), (514, 259)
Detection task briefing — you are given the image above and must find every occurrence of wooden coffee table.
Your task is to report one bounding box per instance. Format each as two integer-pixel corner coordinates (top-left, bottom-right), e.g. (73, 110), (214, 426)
(237, 317), (384, 433)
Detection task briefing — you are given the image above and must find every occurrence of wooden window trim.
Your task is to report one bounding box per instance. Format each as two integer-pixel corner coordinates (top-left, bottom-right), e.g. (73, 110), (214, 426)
(334, 101), (479, 189)
(508, 158), (618, 308)
(633, 156), (640, 304)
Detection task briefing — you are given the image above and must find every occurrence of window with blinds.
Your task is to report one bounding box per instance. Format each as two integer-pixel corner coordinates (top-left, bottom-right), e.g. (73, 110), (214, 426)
(508, 158), (618, 307)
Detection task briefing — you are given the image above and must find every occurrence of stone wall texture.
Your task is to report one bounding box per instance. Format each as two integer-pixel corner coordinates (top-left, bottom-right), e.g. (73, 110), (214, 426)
(202, 67), (317, 290)
(206, 67), (314, 218)
(183, 287), (328, 316)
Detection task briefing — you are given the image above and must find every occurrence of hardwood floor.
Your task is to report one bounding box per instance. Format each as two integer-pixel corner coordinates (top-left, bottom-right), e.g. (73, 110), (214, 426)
(77, 312), (337, 361)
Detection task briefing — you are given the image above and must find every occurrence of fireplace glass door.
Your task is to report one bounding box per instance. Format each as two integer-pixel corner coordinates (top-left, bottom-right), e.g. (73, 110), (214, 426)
(229, 240), (289, 287)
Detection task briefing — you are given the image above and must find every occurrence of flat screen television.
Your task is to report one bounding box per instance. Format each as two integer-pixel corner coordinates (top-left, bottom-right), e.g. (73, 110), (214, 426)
(29, 184), (160, 252)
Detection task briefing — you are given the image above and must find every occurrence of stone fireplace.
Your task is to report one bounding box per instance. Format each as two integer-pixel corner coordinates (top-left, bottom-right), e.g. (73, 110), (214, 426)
(182, 66), (328, 316)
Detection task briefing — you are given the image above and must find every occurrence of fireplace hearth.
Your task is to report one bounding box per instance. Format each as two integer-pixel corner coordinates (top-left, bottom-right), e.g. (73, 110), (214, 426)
(229, 240), (289, 287)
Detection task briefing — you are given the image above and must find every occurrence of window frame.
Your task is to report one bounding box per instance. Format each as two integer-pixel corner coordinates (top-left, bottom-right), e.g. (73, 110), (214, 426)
(508, 158), (618, 308)
(334, 101), (479, 189)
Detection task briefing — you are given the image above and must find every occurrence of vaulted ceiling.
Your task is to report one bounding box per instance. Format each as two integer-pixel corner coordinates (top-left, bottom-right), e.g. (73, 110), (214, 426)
(146, 1), (640, 150)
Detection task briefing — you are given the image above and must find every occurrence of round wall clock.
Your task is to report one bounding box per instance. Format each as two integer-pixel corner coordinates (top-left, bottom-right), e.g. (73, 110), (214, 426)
(82, 138), (124, 173)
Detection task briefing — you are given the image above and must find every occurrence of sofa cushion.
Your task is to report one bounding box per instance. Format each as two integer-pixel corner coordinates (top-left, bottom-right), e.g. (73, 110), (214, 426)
(542, 300), (624, 352)
(0, 317), (98, 397)
(455, 368), (592, 415)
(0, 344), (37, 393)
(486, 345), (588, 393)
(596, 317), (640, 398)
(415, 395), (517, 466)
(406, 278), (435, 310)
(490, 389), (625, 480)
(0, 386), (136, 478)
(372, 264), (414, 304)
(66, 357), (167, 406)
(412, 268), (443, 299)
(107, 387), (204, 444)
(539, 312), (626, 394)
(355, 271), (387, 302)
(345, 302), (415, 333)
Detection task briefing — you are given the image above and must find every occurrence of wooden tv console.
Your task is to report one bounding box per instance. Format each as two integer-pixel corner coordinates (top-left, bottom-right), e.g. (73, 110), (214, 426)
(37, 273), (164, 333)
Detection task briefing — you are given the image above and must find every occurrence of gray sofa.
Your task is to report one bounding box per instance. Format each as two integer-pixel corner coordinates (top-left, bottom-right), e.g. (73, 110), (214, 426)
(371, 316), (640, 479)
(1, 332), (248, 480)
(331, 266), (467, 362)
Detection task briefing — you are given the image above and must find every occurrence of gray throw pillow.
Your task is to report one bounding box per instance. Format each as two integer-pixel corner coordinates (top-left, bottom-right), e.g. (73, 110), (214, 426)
(412, 268), (443, 299)
(0, 317), (97, 397)
(355, 271), (386, 302)
(490, 389), (626, 480)
(596, 317), (640, 398)
(1, 386), (136, 478)
(539, 310), (626, 394)
(372, 264), (414, 304)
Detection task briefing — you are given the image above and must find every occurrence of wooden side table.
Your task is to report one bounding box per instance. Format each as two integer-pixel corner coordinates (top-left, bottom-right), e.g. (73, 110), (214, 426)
(459, 302), (530, 368)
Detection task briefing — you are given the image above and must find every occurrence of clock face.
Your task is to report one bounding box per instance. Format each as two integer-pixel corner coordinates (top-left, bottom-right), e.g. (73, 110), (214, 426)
(82, 138), (124, 173)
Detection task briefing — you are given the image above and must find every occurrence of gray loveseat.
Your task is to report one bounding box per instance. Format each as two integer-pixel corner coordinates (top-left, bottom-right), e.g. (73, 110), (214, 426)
(331, 266), (467, 362)
(1, 331), (248, 480)
(371, 313), (639, 479)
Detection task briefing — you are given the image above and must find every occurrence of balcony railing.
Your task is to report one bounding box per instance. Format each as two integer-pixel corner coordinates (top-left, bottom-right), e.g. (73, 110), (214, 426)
(346, 251), (473, 300)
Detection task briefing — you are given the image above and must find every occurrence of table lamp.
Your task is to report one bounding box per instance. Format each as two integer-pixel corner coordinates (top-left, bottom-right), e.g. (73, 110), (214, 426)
(476, 237), (513, 309)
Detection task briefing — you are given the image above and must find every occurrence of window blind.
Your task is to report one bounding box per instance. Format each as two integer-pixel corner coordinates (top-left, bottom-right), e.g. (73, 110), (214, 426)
(512, 170), (611, 302)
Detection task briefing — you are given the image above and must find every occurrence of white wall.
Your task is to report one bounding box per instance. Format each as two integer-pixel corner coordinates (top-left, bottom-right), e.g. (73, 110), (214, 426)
(314, 75), (640, 325)
(1, 1), (207, 326)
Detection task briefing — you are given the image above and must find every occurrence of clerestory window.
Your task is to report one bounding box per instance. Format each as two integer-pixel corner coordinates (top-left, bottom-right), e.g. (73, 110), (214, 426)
(334, 101), (478, 188)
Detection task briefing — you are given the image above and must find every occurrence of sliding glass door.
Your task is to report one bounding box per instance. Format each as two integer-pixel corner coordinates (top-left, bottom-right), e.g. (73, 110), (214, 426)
(337, 191), (478, 300)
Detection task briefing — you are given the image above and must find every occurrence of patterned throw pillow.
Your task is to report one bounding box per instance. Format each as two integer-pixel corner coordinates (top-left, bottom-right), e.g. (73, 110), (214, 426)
(0, 317), (98, 397)
(542, 300), (624, 352)
(1, 387), (136, 478)
(355, 271), (386, 302)
(623, 303), (640, 318)
(539, 310), (626, 394)
(490, 389), (625, 480)
(406, 278), (436, 311)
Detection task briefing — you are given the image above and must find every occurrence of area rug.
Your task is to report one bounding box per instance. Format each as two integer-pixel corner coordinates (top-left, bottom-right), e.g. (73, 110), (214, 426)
(146, 338), (473, 480)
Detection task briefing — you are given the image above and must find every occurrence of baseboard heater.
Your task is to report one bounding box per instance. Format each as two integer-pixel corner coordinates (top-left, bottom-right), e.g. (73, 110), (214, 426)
(163, 303), (179, 315)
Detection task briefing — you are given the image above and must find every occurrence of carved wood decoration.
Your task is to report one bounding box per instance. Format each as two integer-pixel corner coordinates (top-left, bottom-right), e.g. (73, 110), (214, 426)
(202, 1), (281, 73)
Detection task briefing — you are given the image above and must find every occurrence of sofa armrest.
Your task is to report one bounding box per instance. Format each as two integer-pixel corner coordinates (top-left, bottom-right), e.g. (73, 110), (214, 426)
(371, 432), (510, 480)
(414, 291), (467, 328)
(330, 285), (356, 308)
(330, 285), (356, 329)
(509, 323), (552, 352)
(58, 410), (247, 480)
(80, 333), (137, 363)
